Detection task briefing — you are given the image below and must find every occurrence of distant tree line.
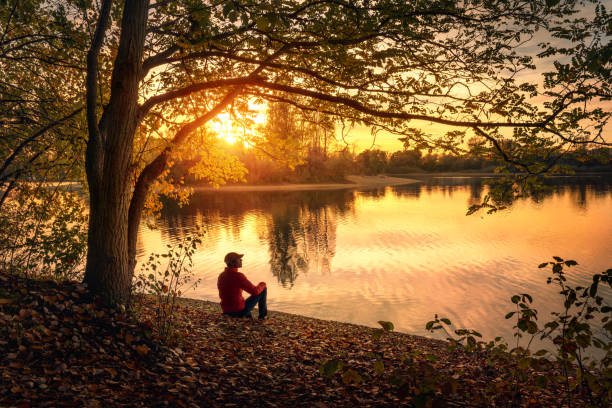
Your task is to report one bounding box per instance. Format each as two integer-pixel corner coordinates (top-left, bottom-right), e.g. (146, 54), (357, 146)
(170, 141), (611, 185)
(167, 100), (611, 185)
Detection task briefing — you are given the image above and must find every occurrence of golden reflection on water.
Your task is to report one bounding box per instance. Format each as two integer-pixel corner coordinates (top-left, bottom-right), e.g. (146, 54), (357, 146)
(137, 178), (612, 342)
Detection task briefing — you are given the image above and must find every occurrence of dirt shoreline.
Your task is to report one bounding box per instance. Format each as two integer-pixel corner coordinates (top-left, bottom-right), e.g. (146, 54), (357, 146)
(176, 296), (441, 343)
(1, 272), (593, 407)
(191, 175), (420, 192)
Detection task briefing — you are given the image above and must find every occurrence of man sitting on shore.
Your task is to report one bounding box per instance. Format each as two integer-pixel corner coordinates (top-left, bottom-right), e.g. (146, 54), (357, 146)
(217, 252), (268, 320)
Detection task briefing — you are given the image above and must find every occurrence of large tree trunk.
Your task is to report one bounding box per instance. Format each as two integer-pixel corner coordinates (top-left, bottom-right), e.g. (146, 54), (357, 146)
(83, 0), (149, 305)
(84, 173), (133, 304)
(82, 0), (242, 305)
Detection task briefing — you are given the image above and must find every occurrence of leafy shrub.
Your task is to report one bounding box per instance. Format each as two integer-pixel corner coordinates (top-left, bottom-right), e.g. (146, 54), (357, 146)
(132, 228), (203, 344)
(321, 259), (612, 407)
(0, 186), (87, 281)
(319, 320), (394, 385)
(426, 258), (611, 407)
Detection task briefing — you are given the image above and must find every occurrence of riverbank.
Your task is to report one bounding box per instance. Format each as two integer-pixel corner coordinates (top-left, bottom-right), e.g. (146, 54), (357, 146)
(389, 171), (612, 178)
(2, 272), (598, 407)
(192, 175), (420, 192)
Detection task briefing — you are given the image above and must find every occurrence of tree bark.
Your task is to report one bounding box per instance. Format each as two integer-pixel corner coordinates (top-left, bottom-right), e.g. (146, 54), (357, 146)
(83, 0), (150, 305)
(127, 88), (243, 271)
(83, 0), (243, 305)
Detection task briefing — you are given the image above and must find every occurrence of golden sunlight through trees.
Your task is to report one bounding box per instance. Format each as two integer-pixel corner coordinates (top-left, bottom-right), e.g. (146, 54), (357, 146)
(2, 0), (612, 406)
(208, 102), (268, 146)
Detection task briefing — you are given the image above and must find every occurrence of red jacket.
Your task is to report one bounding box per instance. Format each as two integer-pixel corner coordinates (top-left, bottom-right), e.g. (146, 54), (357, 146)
(217, 267), (266, 313)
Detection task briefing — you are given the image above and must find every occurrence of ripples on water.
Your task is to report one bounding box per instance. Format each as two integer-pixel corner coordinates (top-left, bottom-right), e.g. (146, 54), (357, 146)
(137, 175), (612, 344)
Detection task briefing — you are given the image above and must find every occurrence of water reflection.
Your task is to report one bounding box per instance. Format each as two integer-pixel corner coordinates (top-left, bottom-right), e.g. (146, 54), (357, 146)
(268, 207), (306, 286)
(150, 175), (612, 283)
(267, 205), (337, 286)
(389, 175), (612, 212)
(138, 175), (612, 344)
(156, 189), (351, 287)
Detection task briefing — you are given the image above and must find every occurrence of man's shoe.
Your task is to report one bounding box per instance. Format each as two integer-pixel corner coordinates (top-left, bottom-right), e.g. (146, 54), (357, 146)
(258, 315), (268, 321)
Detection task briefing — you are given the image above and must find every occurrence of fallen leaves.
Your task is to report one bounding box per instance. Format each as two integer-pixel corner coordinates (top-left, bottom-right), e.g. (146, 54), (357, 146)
(135, 344), (150, 356)
(0, 272), (206, 407)
(0, 272), (597, 407)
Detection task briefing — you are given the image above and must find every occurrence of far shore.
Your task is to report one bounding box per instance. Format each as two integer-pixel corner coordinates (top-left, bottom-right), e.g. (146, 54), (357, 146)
(390, 171), (612, 178)
(24, 171), (612, 194)
(191, 175), (421, 192)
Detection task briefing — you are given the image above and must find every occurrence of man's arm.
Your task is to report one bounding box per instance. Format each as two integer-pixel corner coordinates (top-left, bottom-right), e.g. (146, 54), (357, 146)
(238, 272), (266, 296)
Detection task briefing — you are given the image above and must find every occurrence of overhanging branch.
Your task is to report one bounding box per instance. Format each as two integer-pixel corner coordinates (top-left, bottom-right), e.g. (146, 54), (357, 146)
(0, 106), (84, 181)
(248, 81), (585, 132)
(85, 0), (112, 184)
(138, 77), (266, 120)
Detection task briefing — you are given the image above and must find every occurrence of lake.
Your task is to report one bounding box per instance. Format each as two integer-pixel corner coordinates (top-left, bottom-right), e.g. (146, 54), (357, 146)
(137, 175), (612, 345)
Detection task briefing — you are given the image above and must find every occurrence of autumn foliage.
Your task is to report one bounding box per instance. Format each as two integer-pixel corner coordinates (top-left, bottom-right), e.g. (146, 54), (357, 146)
(2, 264), (610, 407)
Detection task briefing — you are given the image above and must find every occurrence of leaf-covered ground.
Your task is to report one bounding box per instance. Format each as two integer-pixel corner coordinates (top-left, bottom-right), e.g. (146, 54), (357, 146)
(0, 273), (591, 407)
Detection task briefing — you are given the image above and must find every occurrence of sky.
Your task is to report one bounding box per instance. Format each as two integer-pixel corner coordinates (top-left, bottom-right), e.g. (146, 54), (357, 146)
(345, 1), (612, 152)
(210, 1), (611, 153)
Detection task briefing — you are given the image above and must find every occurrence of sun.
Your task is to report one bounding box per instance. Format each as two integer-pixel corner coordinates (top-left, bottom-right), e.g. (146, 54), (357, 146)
(209, 112), (235, 144)
(209, 101), (267, 145)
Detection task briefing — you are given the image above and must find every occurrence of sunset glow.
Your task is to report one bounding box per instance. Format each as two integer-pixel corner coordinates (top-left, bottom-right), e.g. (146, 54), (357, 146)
(139, 181), (612, 342)
(7, 0), (612, 404)
(209, 102), (268, 146)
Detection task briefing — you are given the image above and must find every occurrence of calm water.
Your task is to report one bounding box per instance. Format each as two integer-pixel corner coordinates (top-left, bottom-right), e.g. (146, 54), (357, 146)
(137, 176), (612, 344)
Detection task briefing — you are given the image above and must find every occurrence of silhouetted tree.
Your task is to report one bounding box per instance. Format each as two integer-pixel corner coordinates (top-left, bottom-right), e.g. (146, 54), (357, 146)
(6, 0), (608, 304)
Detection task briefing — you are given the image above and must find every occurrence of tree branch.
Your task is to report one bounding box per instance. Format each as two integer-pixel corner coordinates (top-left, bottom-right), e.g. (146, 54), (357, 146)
(85, 0), (112, 183)
(0, 106), (84, 181)
(127, 88), (241, 262)
(130, 44), (292, 260)
(246, 80), (576, 131)
(138, 77), (266, 120)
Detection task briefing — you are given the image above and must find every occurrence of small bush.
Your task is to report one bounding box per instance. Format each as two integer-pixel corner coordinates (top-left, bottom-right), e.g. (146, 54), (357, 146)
(321, 259), (612, 407)
(0, 186), (87, 281)
(131, 228), (203, 344)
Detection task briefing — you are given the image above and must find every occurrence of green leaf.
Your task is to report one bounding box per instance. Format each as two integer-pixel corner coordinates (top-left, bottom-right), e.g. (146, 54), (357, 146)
(440, 318), (451, 325)
(341, 369), (363, 384)
(424, 354), (438, 361)
(254, 17), (268, 31)
(576, 334), (591, 348)
(320, 359), (342, 377)
(564, 260), (577, 266)
(589, 282), (598, 297)
(373, 359), (384, 375)
(517, 358), (530, 369)
(538, 262), (549, 268)
(553, 256), (563, 262)
(466, 336), (476, 348)
(378, 320), (394, 331)
(544, 321), (559, 330)
(466, 205), (480, 216)
(526, 321), (538, 334)
(535, 375), (548, 387)
(505, 312), (516, 319)
(372, 329), (383, 340)
(511, 295), (521, 304)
